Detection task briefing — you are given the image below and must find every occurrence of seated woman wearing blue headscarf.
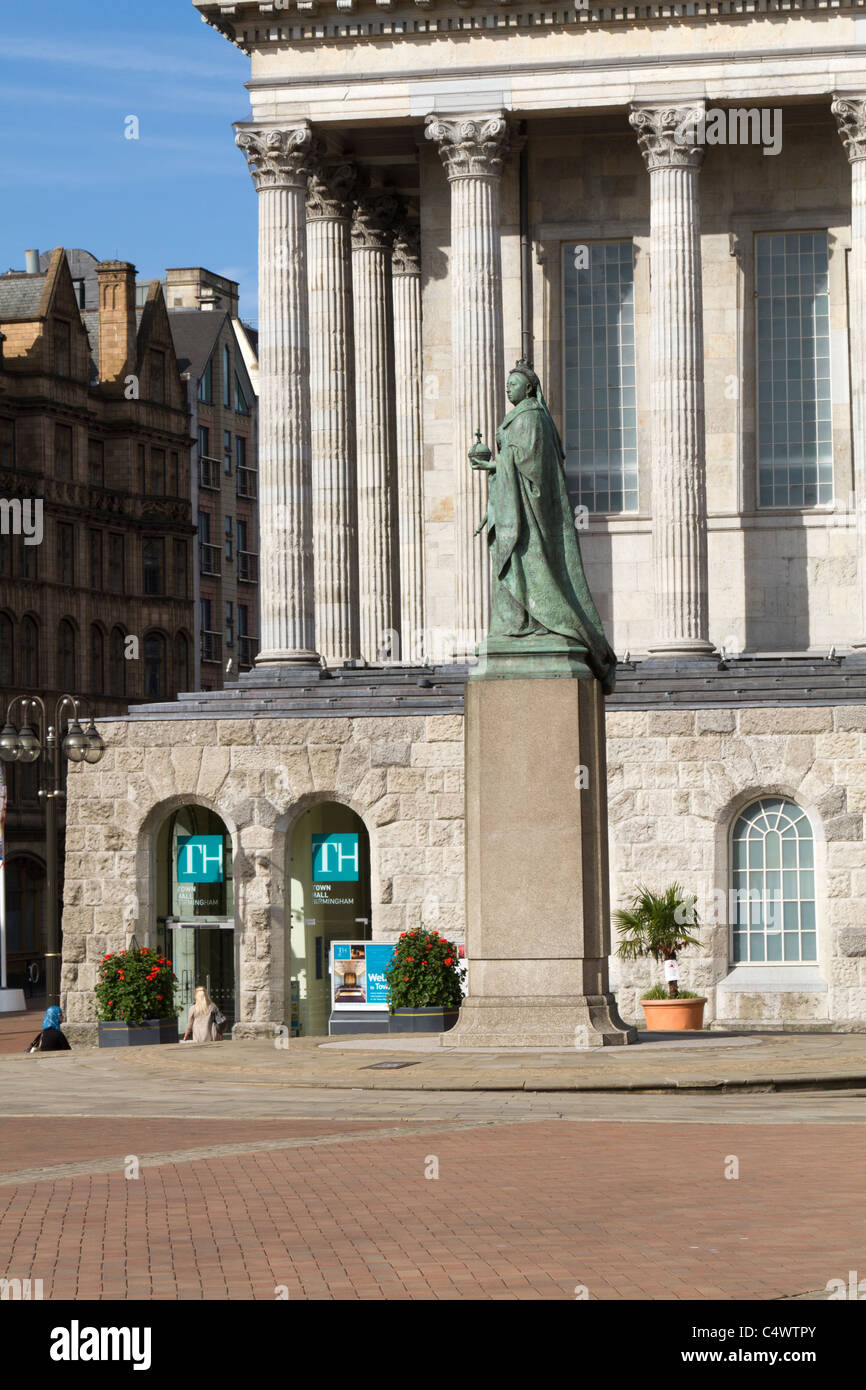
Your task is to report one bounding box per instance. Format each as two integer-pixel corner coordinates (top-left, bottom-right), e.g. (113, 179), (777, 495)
(27, 1006), (71, 1053)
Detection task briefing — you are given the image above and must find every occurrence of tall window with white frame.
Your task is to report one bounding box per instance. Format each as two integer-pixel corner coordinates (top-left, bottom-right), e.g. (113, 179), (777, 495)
(731, 797), (817, 964)
(755, 232), (832, 507)
(562, 240), (637, 513)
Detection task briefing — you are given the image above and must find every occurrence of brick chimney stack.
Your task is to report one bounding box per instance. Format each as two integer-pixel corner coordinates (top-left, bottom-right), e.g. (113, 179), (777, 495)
(96, 260), (137, 387)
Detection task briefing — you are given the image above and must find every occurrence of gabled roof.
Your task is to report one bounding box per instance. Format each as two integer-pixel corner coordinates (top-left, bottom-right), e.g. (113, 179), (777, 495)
(40, 248), (100, 311)
(168, 309), (226, 379)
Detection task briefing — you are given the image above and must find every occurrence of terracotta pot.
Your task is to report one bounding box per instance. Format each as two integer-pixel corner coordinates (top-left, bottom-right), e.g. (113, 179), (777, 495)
(640, 997), (707, 1032)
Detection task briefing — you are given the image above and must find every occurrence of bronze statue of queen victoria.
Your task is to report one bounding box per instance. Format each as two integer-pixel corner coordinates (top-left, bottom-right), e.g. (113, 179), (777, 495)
(469, 361), (617, 693)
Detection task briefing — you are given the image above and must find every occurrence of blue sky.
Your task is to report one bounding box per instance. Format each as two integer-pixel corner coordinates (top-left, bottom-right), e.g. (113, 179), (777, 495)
(0, 0), (258, 319)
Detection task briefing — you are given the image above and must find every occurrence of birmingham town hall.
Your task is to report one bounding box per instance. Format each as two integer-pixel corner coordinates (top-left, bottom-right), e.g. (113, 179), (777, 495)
(58, 0), (866, 1037)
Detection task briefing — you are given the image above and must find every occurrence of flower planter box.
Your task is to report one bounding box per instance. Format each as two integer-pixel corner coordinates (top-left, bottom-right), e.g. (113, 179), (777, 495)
(389, 1006), (460, 1035)
(641, 997), (707, 1032)
(97, 1017), (179, 1048)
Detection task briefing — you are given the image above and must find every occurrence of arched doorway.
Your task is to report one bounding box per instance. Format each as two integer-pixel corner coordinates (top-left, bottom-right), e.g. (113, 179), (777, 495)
(289, 802), (371, 1037)
(5, 855), (46, 996)
(156, 805), (235, 1030)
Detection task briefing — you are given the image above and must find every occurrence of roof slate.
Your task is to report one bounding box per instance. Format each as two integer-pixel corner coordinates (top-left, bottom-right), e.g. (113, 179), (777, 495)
(168, 309), (224, 378)
(0, 273), (46, 320)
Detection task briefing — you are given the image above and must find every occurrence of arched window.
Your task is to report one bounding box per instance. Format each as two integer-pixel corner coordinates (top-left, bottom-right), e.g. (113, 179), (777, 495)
(20, 617), (38, 687)
(144, 631), (165, 700)
(731, 798), (816, 964)
(174, 631), (190, 693)
(0, 612), (13, 686)
(90, 625), (104, 694)
(110, 627), (126, 698)
(57, 620), (76, 691)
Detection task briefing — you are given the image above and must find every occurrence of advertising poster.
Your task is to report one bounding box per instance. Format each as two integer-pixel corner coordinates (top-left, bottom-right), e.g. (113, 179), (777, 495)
(331, 941), (395, 1012)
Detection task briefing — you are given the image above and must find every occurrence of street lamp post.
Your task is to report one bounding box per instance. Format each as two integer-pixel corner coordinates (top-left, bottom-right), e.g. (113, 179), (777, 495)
(0, 695), (106, 1010)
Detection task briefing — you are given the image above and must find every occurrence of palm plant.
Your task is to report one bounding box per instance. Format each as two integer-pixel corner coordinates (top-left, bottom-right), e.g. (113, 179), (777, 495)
(614, 883), (701, 999)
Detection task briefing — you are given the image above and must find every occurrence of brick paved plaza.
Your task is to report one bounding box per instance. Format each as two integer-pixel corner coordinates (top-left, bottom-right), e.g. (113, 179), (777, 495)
(2, 1114), (866, 1301)
(1, 1022), (865, 1302)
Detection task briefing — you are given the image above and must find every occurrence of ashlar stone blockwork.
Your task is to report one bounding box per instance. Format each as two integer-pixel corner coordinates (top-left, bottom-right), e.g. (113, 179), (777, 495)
(607, 704), (866, 1029)
(61, 698), (866, 1033)
(61, 713), (464, 1031)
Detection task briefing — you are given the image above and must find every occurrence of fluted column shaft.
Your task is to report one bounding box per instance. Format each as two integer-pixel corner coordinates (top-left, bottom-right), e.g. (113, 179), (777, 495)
(392, 224), (426, 658)
(352, 193), (400, 662)
(236, 124), (318, 664)
(426, 113), (510, 659)
(833, 97), (866, 644)
(307, 162), (360, 665)
(630, 104), (713, 657)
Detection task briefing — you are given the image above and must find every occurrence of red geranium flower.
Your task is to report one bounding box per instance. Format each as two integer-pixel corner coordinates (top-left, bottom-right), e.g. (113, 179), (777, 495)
(444, 957), (453, 966)
(406, 957), (414, 962)
(403, 976), (409, 982)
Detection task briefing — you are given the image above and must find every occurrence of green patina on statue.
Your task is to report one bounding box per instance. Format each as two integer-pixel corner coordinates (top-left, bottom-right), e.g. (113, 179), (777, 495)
(469, 362), (617, 692)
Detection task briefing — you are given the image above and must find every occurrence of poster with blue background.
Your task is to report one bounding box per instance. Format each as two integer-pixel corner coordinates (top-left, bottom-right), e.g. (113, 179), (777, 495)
(331, 941), (394, 1010)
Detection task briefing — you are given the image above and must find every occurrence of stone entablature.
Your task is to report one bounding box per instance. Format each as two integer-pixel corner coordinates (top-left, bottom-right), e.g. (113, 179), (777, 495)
(197, 0), (866, 50)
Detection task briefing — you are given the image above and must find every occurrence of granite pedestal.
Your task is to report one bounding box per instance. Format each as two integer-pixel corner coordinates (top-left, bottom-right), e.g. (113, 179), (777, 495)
(443, 658), (636, 1048)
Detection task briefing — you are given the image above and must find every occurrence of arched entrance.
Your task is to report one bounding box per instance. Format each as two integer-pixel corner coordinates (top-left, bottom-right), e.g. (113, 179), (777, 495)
(289, 802), (371, 1037)
(5, 855), (46, 996)
(156, 805), (236, 1030)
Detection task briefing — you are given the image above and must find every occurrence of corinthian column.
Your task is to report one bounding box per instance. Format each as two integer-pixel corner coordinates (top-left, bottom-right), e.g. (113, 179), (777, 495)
(629, 103), (714, 657)
(235, 124), (319, 665)
(307, 159), (360, 665)
(392, 222), (426, 659)
(832, 96), (866, 646)
(351, 190), (401, 663)
(425, 112), (510, 659)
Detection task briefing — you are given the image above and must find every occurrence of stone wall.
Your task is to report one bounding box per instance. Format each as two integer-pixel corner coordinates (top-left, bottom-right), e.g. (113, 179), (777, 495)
(61, 700), (866, 1035)
(61, 711), (465, 1033)
(606, 704), (866, 1029)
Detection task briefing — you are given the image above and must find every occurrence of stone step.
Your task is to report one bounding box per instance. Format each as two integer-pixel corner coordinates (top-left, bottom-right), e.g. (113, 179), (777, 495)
(128, 696), (463, 719)
(121, 655), (866, 721)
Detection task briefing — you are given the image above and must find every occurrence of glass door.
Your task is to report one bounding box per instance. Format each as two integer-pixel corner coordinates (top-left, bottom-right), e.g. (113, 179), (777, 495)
(171, 925), (235, 1032)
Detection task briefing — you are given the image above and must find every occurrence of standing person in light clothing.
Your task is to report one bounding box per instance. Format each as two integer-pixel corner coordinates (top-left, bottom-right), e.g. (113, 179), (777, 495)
(183, 986), (224, 1042)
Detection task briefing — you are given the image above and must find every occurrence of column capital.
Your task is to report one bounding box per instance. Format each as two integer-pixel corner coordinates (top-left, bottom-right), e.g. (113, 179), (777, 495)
(351, 190), (402, 250)
(307, 159), (357, 220)
(832, 96), (866, 162)
(392, 221), (421, 276)
(629, 103), (706, 172)
(425, 111), (511, 180)
(235, 123), (320, 191)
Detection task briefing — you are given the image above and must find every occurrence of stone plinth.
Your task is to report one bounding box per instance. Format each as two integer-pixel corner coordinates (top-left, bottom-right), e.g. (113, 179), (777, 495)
(443, 675), (636, 1048)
